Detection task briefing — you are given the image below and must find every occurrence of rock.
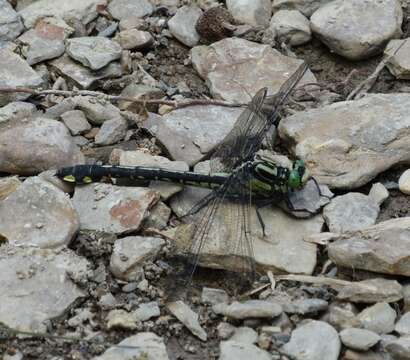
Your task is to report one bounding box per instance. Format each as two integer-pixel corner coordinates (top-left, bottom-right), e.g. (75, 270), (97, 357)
(326, 302), (361, 331)
(272, 0), (334, 17)
(72, 183), (159, 234)
(404, 283), (410, 313)
(17, 23), (65, 65)
(399, 169), (410, 195)
(385, 337), (410, 359)
(219, 340), (271, 360)
(226, 0), (271, 28)
(368, 182), (389, 206)
(142, 106), (243, 166)
(134, 301), (160, 321)
(0, 177), (79, 248)
(358, 302), (396, 334)
(212, 300), (282, 320)
(19, 0), (105, 28)
(201, 287), (229, 305)
(283, 321), (340, 360)
(93, 332), (169, 360)
(166, 301), (207, 341)
(118, 83), (165, 112)
(323, 193), (379, 232)
(61, 110), (91, 135)
(110, 236), (165, 281)
(340, 328), (381, 351)
(107, 0), (153, 21)
(168, 5), (202, 47)
(342, 349), (385, 360)
(386, 38), (410, 78)
(279, 94), (410, 189)
(191, 37), (314, 102)
(119, 16), (145, 31)
(395, 312), (410, 336)
(106, 309), (137, 330)
(0, 176), (21, 200)
(217, 322), (236, 340)
(98, 292), (118, 309)
(94, 116), (128, 145)
(36, 17), (74, 39)
(337, 278), (403, 304)
(117, 29), (153, 50)
(144, 201), (171, 230)
(0, 0), (24, 41)
(270, 10), (311, 46)
(74, 96), (122, 125)
(328, 217), (410, 276)
(195, 6), (236, 42)
(0, 49), (43, 106)
(230, 327), (258, 344)
(283, 298), (328, 315)
(0, 246), (88, 333)
(0, 101), (36, 125)
(49, 54), (122, 89)
(310, 0), (402, 60)
(66, 37), (122, 70)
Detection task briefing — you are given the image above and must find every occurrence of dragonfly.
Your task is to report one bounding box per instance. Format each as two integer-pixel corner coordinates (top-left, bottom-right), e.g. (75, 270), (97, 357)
(57, 62), (319, 285)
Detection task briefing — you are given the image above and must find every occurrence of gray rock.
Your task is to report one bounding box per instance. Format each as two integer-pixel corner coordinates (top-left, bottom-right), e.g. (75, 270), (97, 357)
(0, 101), (36, 125)
(395, 312), (410, 336)
(117, 29), (153, 50)
(310, 0), (402, 60)
(110, 236), (165, 281)
(61, 110), (91, 135)
(217, 322), (236, 340)
(385, 337), (410, 359)
(167, 301), (207, 341)
(0, 176), (21, 200)
(119, 16), (145, 31)
(0, 49), (43, 106)
(144, 201), (171, 230)
(270, 10), (311, 46)
(404, 283), (410, 313)
(0, 0), (24, 41)
(49, 54), (122, 89)
(323, 193), (379, 233)
(134, 301), (160, 322)
(19, 0), (105, 29)
(272, 0), (334, 17)
(342, 349), (385, 360)
(368, 182), (389, 206)
(106, 309), (137, 330)
(213, 300), (282, 320)
(107, 0), (153, 21)
(0, 117), (84, 175)
(17, 27), (65, 65)
(358, 302), (397, 334)
(385, 38), (410, 79)
(168, 5), (202, 47)
(35, 17), (74, 39)
(93, 332), (169, 360)
(230, 327), (258, 344)
(219, 340), (271, 360)
(340, 328), (381, 351)
(201, 287), (229, 305)
(279, 94), (410, 189)
(74, 96), (122, 125)
(399, 169), (410, 195)
(72, 183), (159, 234)
(226, 0), (272, 28)
(283, 298), (328, 315)
(118, 83), (165, 112)
(283, 321), (341, 360)
(337, 278), (403, 304)
(0, 246), (88, 333)
(0, 177), (79, 248)
(191, 37), (314, 103)
(95, 116), (128, 145)
(327, 302), (361, 331)
(328, 217), (410, 276)
(66, 37), (122, 70)
(142, 106), (243, 166)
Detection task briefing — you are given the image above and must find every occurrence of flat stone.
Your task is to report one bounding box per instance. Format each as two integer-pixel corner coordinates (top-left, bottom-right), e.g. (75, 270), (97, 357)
(0, 0), (24, 41)
(230, 327), (258, 344)
(310, 0), (402, 60)
(0, 246), (88, 333)
(357, 302), (397, 334)
(220, 340), (271, 360)
(399, 168), (410, 195)
(270, 10), (311, 46)
(0, 177), (79, 248)
(0, 49), (43, 106)
(0, 176), (21, 200)
(168, 5), (202, 47)
(106, 309), (137, 330)
(110, 236), (165, 281)
(107, 0), (153, 20)
(134, 301), (160, 321)
(49, 54), (122, 89)
(212, 300), (282, 320)
(0, 101), (36, 125)
(328, 217), (410, 276)
(0, 117), (84, 175)
(118, 83), (165, 112)
(167, 301), (207, 341)
(279, 94), (410, 189)
(337, 278), (403, 304)
(19, 0), (106, 28)
(94, 116), (128, 145)
(191, 37), (314, 103)
(368, 182), (389, 206)
(283, 298), (328, 315)
(66, 37), (122, 70)
(201, 287), (229, 306)
(385, 337), (410, 359)
(61, 110), (91, 135)
(340, 328), (381, 351)
(72, 183), (159, 234)
(272, 0), (334, 17)
(142, 106), (243, 166)
(226, 0), (272, 28)
(283, 320), (341, 360)
(93, 332), (169, 360)
(117, 29), (153, 50)
(395, 312), (410, 336)
(385, 39), (410, 79)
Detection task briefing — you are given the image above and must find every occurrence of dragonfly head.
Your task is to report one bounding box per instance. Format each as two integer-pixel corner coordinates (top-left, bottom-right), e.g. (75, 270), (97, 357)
(288, 159), (309, 189)
(56, 166), (94, 184)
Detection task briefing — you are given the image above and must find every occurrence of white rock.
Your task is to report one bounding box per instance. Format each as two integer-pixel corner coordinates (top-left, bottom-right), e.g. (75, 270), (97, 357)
(168, 5), (202, 47)
(61, 110), (91, 135)
(219, 340), (271, 360)
(272, 0), (334, 17)
(106, 309), (137, 330)
(226, 0), (272, 28)
(117, 29), (154, 50)
(107, 0), (153, 21)
(368, 182), (389, 206)
(399, 169), (410, 195)
(230, 327), (258, 344)
(358, 302), (397, 334)
(385, 39), (410, 79)
(270, 10), (311, 46)
(134, 301), (160, 321)
(339, 328), (381, 351)
(395, 312), (410, 336)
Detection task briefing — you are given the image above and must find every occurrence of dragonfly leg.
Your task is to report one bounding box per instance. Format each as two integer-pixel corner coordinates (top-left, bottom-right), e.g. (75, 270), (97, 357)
(255, 207), (266, 237)
(285, 196), (317, 215)
(311, 177), (332, 200)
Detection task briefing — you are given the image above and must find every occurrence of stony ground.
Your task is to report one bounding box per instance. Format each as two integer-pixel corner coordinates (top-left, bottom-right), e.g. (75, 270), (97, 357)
(2, 1), (410, 360)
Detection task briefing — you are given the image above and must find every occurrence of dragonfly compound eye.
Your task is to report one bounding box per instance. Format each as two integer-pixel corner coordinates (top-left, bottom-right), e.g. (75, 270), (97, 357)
(63, 175), (76, 183)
